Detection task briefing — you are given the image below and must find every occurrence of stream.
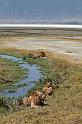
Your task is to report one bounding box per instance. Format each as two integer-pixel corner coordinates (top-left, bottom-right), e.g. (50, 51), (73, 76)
(0, 54), (42, 98)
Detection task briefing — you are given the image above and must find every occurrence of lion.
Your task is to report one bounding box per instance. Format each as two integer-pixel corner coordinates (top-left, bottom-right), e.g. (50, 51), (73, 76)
(43, 82), (53, 96)
(39, 51), (46, 57)
(22, 91), (46, 108)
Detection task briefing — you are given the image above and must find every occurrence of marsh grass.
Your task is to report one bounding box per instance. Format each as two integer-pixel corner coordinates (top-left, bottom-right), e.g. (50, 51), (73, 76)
(0, 58), (26, 90)
(8, 88), (17, 93)
(17, 83), (28, 88)
(0, 96), (18, 114)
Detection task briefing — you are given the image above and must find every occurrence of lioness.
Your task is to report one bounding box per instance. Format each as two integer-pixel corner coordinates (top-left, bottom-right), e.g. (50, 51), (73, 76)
(43, 82), (53, 96)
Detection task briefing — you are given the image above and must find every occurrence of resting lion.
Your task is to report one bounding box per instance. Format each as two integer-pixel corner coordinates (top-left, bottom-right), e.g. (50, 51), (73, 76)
(22, 91), (46, 108)
(43, 82), (53, 96)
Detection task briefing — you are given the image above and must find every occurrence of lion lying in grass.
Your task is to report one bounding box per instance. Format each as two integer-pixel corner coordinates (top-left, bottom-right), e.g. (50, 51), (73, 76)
(43, 82), (53, 96)
(18, 81), (53, 108)
(22, 91), (46, 108)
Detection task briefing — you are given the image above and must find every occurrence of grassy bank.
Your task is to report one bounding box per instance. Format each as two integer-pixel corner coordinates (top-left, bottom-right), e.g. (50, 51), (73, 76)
(0, 48), (82, 124)
(0, 58), (26, 90)
(0, 57), (27, 114)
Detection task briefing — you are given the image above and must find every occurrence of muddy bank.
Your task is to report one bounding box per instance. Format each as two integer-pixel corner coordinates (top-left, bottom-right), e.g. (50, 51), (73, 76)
(0, 37), (82, 61)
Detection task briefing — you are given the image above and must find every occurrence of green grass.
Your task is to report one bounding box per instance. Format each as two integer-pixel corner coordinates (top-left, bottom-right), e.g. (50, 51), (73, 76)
(0, 58), (26, 90)
(0, 49), (82, 124)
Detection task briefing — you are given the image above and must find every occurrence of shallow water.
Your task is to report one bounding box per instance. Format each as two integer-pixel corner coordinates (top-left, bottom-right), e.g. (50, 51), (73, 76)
(0, 54), (42, 98)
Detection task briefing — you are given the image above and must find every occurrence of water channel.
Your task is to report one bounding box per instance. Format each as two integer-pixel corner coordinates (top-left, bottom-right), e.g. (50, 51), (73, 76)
(0, 54), (42, 98)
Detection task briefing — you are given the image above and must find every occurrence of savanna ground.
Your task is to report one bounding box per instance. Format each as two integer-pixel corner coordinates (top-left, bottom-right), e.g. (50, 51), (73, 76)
(0, 29), (82, 124)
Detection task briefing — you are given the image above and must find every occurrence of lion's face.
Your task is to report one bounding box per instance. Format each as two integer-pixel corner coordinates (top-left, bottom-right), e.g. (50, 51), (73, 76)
(43, 85), (53, 96)
(40, 92), (46, 101)
(33, 91), (46, 102)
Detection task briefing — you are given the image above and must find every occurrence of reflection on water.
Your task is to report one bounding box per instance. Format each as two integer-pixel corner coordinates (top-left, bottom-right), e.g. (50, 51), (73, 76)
(0, 54), (42, 98)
